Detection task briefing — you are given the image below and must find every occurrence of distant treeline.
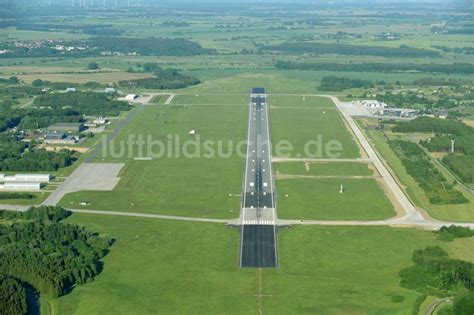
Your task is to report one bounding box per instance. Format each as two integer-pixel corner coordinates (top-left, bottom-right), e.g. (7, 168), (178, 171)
(262, 42), (440, 58)
(318, 76), (374, 91)
(0, 21), (125, 36)
(120, 63), (200, 89)
(88, 37), (215, 56)
(0, 206), (113, 314)
(388, 139), (468, 205)
(275, 61), (474, 74)
(1, 37), (215, 58)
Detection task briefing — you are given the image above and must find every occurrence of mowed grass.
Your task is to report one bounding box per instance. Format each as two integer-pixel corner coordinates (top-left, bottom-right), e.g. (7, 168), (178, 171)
(277, 178), (395, 220)
(59, 103), (247, 218)
(47, 214), (256, 314)
(0, 192), (50, 206)
(171, 94), (249, 106)
(275, 161), (374, 176)
(270, 95), (335, 108)
(270, 98), (360, 158)
(46, 214), (448, 314)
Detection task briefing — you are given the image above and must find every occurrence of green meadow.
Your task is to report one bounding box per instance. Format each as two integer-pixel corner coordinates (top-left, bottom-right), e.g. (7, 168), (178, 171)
(42, 213), (461, 315)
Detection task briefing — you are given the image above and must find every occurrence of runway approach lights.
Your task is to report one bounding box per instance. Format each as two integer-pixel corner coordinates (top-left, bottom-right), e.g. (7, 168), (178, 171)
(339, 184), (345, 194)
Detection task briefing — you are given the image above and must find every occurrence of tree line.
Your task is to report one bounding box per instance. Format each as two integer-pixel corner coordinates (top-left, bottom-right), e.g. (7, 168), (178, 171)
(120, 64), (200, 90)
(393, 117), (474, 184)
(388, 139), (468, 205)
(0, 206), (113, 314)
(263, 42), (440, 57)
(318, 76), (374, 91)
(275, 60), (474, 74)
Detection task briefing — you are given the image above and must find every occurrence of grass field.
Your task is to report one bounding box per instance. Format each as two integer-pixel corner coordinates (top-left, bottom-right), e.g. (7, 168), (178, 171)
(361, 121), (474, 223)
(270, 104), (360, 159)
(276, 178), (395, 220)
(0, 192), (49, 206)
(43, 213), (457, 314)
(59, 100), (247, 218)
(275, 161), (374, 176)
(171, 94), (249, 106)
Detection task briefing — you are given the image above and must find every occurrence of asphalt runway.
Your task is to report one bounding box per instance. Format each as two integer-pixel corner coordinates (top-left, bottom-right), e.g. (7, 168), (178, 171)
(240, 225), (277, 268)
(239, 88), (278, 268)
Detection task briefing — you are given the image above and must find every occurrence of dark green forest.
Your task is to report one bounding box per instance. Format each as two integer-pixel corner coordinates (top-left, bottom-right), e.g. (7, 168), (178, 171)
(0, 206), (113, 314)
(263, 42), (440, 57)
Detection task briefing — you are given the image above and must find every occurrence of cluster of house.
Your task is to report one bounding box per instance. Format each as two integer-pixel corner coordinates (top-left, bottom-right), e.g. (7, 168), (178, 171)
(0, 174), (50, 191)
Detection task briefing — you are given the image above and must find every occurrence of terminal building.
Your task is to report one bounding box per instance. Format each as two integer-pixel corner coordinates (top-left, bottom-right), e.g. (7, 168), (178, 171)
(381, 108), (419, 118)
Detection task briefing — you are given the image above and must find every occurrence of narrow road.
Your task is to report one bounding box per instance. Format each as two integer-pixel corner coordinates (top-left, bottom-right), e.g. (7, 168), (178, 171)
(327, 96), (424, 222)
(424, 297), (452, 315)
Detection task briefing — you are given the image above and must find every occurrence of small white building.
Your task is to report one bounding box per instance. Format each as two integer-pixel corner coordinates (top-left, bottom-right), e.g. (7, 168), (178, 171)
(125, 94), (138, 101)
(1, 182), (43, 191)
(66, 87), (77, 93)
(93, 117), (108, 125)
(4, 174), (51, 183)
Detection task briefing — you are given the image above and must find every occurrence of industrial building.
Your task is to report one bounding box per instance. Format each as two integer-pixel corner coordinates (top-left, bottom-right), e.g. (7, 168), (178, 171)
(381, 108), (419, 118)
(3, 174), (50, 182)
(47, 122), (85, 133)
(44, 133), (77, 145)
(1, 182), (43, 191)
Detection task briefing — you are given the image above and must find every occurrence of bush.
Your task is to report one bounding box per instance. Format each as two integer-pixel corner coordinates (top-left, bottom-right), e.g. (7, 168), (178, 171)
(435, 225), (474, 242)
(87, 62), (99, 70)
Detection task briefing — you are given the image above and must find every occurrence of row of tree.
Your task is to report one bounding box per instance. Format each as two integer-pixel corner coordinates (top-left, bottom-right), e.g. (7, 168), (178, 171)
(262, 42), (440, 57)
(119, 65), (200, 90)
(393, 117), (474, 185)
(318, 76), (374, 91)
(275, 60), (474, 74)
(388, 139), (468, 205)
